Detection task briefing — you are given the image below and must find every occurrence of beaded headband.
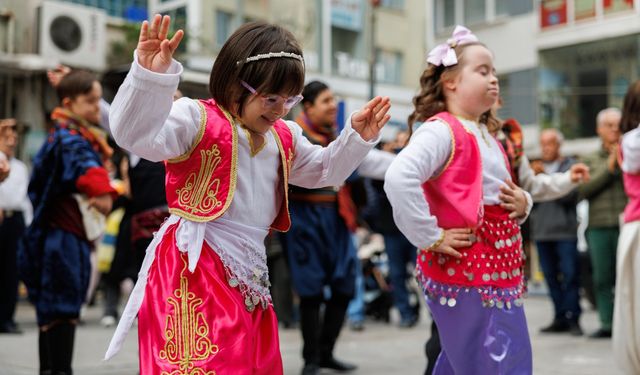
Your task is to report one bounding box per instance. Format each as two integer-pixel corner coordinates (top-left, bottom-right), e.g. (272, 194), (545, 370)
(236, 51), (304, 66)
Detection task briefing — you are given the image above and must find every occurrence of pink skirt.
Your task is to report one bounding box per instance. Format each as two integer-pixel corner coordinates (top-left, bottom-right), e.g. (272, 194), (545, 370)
(137, 222), (283, 374)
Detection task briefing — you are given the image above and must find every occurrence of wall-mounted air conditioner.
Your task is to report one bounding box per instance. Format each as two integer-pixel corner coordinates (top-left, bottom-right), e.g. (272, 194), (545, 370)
(38, 1), (106, 71)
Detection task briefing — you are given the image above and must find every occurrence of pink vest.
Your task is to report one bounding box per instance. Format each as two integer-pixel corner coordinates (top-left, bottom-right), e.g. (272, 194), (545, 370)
(620, 147), (640, 223)
(165, 99), (294, 231)
(421, 112), (484, 229)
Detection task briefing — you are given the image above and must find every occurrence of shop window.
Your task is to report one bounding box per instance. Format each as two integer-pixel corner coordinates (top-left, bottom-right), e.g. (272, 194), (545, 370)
(464, 0), (486, 25)
(376, 49), (403, 84)
(216, 10), (233, 49)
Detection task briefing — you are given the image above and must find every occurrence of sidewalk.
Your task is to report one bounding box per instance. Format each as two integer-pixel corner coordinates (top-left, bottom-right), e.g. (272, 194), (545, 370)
(0, 295), (620, 375)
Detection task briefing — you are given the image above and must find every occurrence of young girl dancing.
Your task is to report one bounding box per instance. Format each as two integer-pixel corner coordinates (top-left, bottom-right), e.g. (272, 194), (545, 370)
(104, 15), (390, 374)
(613, 79), (640, 375)
(384, 26), (532, 374)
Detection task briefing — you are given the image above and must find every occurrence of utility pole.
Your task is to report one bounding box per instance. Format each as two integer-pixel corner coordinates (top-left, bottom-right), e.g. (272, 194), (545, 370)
(368, 0), (380, 100)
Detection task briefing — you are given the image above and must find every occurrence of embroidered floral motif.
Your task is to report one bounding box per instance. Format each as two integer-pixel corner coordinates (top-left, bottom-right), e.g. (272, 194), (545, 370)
(160, 255), (219, 374)
(176, 145), (223, 215)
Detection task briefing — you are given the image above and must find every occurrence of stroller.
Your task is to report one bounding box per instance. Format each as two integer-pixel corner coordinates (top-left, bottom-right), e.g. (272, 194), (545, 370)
(357, 231), (421, 323)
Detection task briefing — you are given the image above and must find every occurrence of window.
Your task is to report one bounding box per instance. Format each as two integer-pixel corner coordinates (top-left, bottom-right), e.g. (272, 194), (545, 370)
(64, 0), (147, 20)
(604, 0), (634, 15)
(435, 0), (455, 32)
(376, 50), (403, 84)
(215, 10), (233, 49)
(464, 0), (486, 25)
(496, 0), (534, 17)
(161, 7), (186, 53)
(380, 0), (404, 10)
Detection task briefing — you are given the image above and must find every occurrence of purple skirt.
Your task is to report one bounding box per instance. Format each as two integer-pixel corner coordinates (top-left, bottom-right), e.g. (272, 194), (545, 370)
(426, 287), (532, 375)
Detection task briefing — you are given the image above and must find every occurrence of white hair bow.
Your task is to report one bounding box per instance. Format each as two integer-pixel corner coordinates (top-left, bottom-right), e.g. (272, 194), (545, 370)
(427, 25), (479, 67)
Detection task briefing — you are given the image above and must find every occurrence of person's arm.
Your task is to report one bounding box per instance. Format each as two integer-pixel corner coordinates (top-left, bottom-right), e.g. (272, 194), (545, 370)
(383, 122), (451, 250)
(578, 155), (617, 201)
(519, 154), (578, 202)
(109, 54), (201, 162)
(356, 148), (395, 180)
(99, 99), (111, 131)
(288, 114), (382, 188)
(622, 127), (640, 173)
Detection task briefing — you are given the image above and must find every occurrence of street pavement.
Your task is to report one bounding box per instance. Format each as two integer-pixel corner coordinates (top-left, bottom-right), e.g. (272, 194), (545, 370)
(0, 293), (621, 375)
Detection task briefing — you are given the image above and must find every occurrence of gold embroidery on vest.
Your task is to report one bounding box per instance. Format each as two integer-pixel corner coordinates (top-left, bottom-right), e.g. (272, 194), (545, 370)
(176, 145), (223, 214)
(168, 105), (238, 222)
(271, 127), (294, 231)
(160, 255), (219, 374)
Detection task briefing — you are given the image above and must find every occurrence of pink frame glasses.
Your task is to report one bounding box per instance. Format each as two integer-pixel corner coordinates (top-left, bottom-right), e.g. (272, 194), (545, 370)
(240, 80), (303, 111)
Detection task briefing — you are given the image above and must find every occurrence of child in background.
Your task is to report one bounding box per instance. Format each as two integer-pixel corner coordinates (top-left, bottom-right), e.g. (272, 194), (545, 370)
(104, 15), (390, 374)
(19, 70), (116, 375)
(384, 26), (532, 374)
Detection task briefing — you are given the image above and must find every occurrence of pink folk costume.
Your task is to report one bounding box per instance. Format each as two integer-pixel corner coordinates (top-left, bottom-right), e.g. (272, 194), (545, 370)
(613, 127), (640, 374)
(384, 112), (532, 375)
(105, 53), (379, 374)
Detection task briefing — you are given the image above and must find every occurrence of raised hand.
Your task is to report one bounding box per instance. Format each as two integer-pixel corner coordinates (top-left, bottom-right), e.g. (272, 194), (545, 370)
(137, 14), (184, 73)
(351, 96), (391, 141)
(569, 162), (590, 183)
(47, 65), (71, 88)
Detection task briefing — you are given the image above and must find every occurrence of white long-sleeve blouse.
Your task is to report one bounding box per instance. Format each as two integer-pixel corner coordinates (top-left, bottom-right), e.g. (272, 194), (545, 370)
(384, 118), (532, 250)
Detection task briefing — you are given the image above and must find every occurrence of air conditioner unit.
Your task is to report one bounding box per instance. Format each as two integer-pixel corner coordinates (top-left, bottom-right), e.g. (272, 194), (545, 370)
(38, 1), (107, 71)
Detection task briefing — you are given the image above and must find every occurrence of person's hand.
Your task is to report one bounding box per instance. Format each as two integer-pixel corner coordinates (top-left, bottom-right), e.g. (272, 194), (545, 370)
(499, 180), (528, 219)
(530, 159), (544, 175)
(350, 96), (391, 141)
(569, 163), (590, 183)
(137, 14), (184, 73)
(427, 228), (473, 259)
(88, 194), (113, 216)
(0, 155), (9, 183)
(607, 144), (619, 172)
(47, 65), (71, 88)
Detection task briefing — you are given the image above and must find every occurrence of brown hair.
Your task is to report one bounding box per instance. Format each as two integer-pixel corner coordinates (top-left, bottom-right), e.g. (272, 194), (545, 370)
(407, 42), (500, 134)
(620, 79), (640, 134)
(209, 21), (305, 116)
(56, 70), (97, 102)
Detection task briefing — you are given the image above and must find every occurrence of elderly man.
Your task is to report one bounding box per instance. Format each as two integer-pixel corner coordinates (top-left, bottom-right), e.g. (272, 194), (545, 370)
(0, 118), (31, 334)
(578, 108), (627, 338)
(530, 129), (583, 336)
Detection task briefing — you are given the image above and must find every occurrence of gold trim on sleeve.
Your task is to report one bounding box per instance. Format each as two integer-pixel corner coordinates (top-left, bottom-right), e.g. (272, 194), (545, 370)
(169, 100), (208, 163)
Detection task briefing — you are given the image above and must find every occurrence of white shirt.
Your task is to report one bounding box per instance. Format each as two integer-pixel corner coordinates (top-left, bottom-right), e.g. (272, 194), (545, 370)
(384, 118), (532, 250)
(109, 51), (378, 287)
(0, 157), (33, 225)
(621, 126), (640, 173)
(518, 154), (576, 203)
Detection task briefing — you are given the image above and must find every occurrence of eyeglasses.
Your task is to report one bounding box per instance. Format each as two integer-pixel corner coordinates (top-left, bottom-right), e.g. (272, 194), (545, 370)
(240, 80), (303, 111)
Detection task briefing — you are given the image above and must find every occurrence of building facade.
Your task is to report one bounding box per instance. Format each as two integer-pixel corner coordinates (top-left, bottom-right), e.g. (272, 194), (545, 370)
(150, 0), (428, 136)
(428, 0), (640, 155)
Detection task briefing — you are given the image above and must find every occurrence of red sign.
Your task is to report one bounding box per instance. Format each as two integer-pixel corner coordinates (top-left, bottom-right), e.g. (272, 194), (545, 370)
(541, 0), (568, 28)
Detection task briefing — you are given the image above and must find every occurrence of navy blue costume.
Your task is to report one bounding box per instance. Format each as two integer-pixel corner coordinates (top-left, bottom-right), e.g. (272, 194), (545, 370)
(19, 109), (115, 325)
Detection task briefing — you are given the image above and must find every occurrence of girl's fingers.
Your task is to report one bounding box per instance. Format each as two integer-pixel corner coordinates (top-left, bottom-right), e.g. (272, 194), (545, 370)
(158, 15), (171, 40)
(499, 184), (515, 195)
(378, 114), (391, 128)
(168, 29), (184, 52)
(372, 96), (389, 114)
(139, 21), (149, 42)
(149, 14), (161, 39)
(451, 239), (472, 248)
(439, 246), (462, 258)
(375, 103), (391, 122)
(499, 193), (516, 203)
(365, 96), (383, 111)
(448, 228), (472, 234)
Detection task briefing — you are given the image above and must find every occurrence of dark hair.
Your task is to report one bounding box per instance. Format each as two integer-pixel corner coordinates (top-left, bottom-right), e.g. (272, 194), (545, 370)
(56, 70), (98, 102)
(301, 81), (330, 106)
(408, 42), (500, 134)
(620, 79), (640, 134)
(209, 21), (305, 116)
